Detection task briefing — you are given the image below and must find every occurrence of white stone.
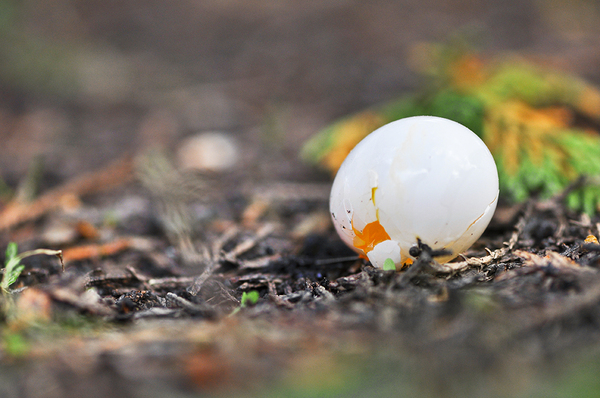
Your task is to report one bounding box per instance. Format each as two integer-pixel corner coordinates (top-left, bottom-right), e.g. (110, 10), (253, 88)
(177, 132), (239, 172)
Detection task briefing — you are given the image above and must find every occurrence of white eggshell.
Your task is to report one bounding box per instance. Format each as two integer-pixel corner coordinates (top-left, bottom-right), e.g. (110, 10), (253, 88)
(367, 240), (402, 270)
(330, 116), (499, 268)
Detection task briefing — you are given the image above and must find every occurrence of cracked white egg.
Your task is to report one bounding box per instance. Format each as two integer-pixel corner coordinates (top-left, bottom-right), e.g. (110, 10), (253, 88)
(330, 116), (499, 269)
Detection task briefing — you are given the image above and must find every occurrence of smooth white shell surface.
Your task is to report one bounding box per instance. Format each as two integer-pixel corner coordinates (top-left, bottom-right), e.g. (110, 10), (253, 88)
(330, 116), (499, 268)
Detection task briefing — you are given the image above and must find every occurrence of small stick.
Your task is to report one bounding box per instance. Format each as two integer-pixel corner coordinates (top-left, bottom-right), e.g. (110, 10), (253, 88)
(223, 223), (275, 262)
(17, 248), (64, 272)
(437, 201), (532, 274)
(148, 276), (196, 288)
(0, 156), (134, 231)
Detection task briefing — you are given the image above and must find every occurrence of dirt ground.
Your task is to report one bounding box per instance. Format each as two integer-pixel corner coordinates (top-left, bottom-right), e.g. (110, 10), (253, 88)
(2, 1), (600, 397)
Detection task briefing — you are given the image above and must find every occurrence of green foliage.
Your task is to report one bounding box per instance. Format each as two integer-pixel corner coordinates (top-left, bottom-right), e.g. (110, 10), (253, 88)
(559, 133), (600, 213)
(494, 129), (600, 214)
(240, 290), (259, 307)
(497, 153), (565, 202)
(301, 90), (486, 168)
(1, 243), (63, 295)
(230, 290), (260, 316)
(425, 90), (486, 136)
(478, 61), (583, 108)
(380, 90), (487, 137)
(1, 243), (25, 294)
(302, 45), (600, 214)
(300, 121), (337, 164)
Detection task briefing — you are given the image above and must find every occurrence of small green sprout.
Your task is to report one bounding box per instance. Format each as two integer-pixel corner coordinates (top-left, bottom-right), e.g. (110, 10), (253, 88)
(240, 290), (260, 307)
(230, 290), (260, 316)
(382, 258), (396, 271)
(2, 242), (63, 295)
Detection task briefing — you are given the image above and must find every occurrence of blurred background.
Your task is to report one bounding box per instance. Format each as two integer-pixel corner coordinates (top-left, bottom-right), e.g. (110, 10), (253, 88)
(1, 0), (599, 185)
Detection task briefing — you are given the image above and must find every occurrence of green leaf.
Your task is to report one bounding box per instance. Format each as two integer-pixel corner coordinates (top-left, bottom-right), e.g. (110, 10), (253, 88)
(382, 258), (396, 271)
(5, 242), (17, 263)
(424, 90), (486, 136)
(6, 264), (24, 287)
(229, 290), (261, 316)
(240, 290), (259, 307)
(2, 243), (23, 293)
(1, 243), (62, 294)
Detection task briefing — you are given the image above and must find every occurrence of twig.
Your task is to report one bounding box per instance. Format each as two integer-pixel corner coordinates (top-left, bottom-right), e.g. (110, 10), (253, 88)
(125, 266), (150, 290)
(268, 280), (294, 309)
(189, 223), (276, 294)
(187, 227), (238, 296)
(238, 254), (281, 269)
(223, 223), (275, 262)
(436, 201), (532, 274)
(62, 239), (131, 263)
(61, 237), (155, 265)
(165, 292), (216, 317)
(187, 260), (218, 296)
(312, 282), (335, 301)
(148, 276), (197, 289)
(49, 287), (113, 316)
(0, 156), (134, 231)
(508, 250), (597, 274)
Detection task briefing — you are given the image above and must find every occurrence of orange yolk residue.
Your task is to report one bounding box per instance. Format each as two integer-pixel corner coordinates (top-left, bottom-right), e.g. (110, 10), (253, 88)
(352, 219), (391, 254)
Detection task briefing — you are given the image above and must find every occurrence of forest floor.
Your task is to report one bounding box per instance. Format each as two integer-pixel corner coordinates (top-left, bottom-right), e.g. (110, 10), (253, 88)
(2, 1), (600, 397)
(3, 161), (600, 398)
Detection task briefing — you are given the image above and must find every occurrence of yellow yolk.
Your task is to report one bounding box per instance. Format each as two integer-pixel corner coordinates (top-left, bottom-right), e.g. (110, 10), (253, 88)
(350, 187), (390, 255)
(351, 219), (391, 254)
